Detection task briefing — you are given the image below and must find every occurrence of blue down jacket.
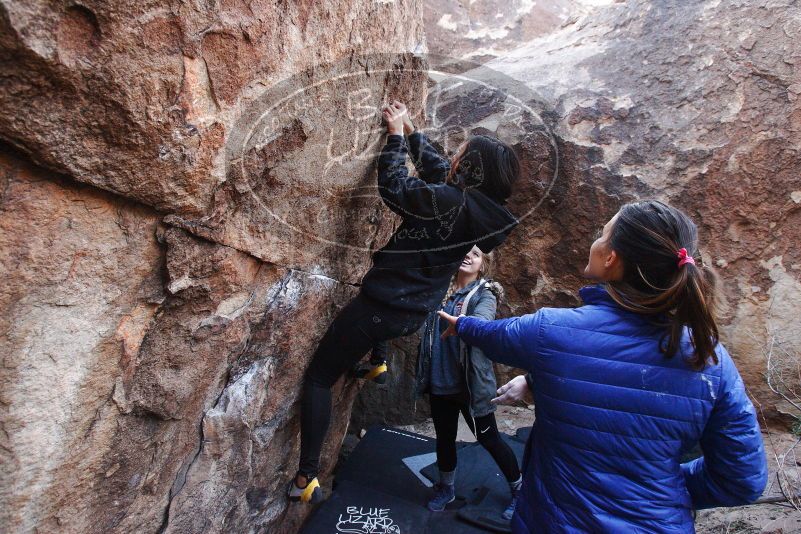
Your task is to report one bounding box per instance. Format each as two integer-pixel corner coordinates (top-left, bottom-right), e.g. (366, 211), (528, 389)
(455, 285), (768, 533)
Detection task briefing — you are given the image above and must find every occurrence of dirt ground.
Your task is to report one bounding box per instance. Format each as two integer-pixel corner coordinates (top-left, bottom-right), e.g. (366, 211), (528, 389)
(387, 405), (801, 533)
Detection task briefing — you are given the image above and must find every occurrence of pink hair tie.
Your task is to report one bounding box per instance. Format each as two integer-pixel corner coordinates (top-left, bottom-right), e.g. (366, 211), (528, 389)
(677, 248), (695, 268)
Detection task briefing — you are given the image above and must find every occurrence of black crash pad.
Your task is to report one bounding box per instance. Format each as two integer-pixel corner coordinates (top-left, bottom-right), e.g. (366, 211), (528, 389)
(300, 425), (516, 533)
(458, 506), (515, 534)
(301, 479), (494, 534)
(301, 480), (431, 534)
(334, 426), (438, 502)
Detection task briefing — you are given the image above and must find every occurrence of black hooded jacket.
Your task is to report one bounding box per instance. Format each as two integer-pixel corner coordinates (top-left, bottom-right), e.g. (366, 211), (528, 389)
(360, 132), (519, 313)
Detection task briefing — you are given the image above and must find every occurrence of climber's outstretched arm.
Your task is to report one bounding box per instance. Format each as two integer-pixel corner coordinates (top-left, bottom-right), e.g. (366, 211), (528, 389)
(407, 131), (450, 185)
(376, 134), (439, 218)
(377, 102), (441, 219)
(387, 100), (450, 184)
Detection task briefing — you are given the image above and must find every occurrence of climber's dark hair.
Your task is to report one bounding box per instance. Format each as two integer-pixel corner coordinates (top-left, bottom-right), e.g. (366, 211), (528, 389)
(447, 135), (520, 203)
(605, 200), (720, 370)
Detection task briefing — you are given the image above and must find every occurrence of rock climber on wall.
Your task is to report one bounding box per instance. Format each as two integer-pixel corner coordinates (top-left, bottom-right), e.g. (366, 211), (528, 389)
(287, 100), (521, 503)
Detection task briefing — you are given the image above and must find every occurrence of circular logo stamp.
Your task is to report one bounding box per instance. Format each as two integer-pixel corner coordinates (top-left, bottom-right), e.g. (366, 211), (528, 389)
(225, 53), (558, 255)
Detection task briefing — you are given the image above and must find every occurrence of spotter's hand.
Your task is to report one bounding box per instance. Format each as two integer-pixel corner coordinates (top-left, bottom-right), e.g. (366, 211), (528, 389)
(491, 375), (534, 405)
(436, 310), (463, 339)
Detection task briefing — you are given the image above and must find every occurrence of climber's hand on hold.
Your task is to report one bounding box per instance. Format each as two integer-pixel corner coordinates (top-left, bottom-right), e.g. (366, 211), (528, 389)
(491, 375), (533, 405)
(382, 100), (406, 136)
(387, 100), (416, 135)
(436, 310), (462, 339)
(402, 108), (415, 136)
(389, 100), (415, 135)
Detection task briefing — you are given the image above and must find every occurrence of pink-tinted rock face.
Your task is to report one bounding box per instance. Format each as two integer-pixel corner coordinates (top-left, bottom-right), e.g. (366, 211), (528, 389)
(482, 0), (801, 425)
(0, 1), (425, 532)
(422, 0), (579, 66)
(0, 140), (364, 533)
(0, 1), (425, 213)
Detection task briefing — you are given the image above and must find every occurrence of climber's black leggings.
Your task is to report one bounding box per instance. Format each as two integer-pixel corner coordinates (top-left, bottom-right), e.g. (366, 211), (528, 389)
(299, 292), (427, 478)
(430, 392), (520, 482)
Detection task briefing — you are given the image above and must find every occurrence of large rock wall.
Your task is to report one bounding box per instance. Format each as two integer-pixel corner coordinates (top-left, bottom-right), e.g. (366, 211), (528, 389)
(486, 0), (801, 424)
(0, 1), (425, 532)
(422, 0), (578, 66)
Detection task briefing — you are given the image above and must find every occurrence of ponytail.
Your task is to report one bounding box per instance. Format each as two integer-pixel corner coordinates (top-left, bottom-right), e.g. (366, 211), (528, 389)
(606, 201), (720, 370)
(664, 258), (720, 370)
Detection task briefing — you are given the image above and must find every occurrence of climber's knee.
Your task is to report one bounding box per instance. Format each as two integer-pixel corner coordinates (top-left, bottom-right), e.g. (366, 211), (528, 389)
(304, 365), (337, 389)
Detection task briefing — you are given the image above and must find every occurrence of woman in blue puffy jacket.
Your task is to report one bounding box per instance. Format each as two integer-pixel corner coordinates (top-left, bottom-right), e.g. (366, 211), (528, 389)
(438, 200), (768, 533)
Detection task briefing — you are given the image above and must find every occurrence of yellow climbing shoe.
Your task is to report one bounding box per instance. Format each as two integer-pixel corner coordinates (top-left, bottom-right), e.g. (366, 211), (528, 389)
(287, 475), (323, 503)
(352, 361), (388, 384)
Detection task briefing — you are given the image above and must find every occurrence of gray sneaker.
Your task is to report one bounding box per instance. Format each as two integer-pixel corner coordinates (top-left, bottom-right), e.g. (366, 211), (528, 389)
(502, 495), (516, 520)
(502, 486), (520, 520)
(427, 482), (455, 512)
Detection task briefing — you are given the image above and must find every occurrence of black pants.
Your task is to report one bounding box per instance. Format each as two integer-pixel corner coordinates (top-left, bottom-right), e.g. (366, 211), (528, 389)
(299, 292), (427, 478)
(430, 392), (520, 483)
